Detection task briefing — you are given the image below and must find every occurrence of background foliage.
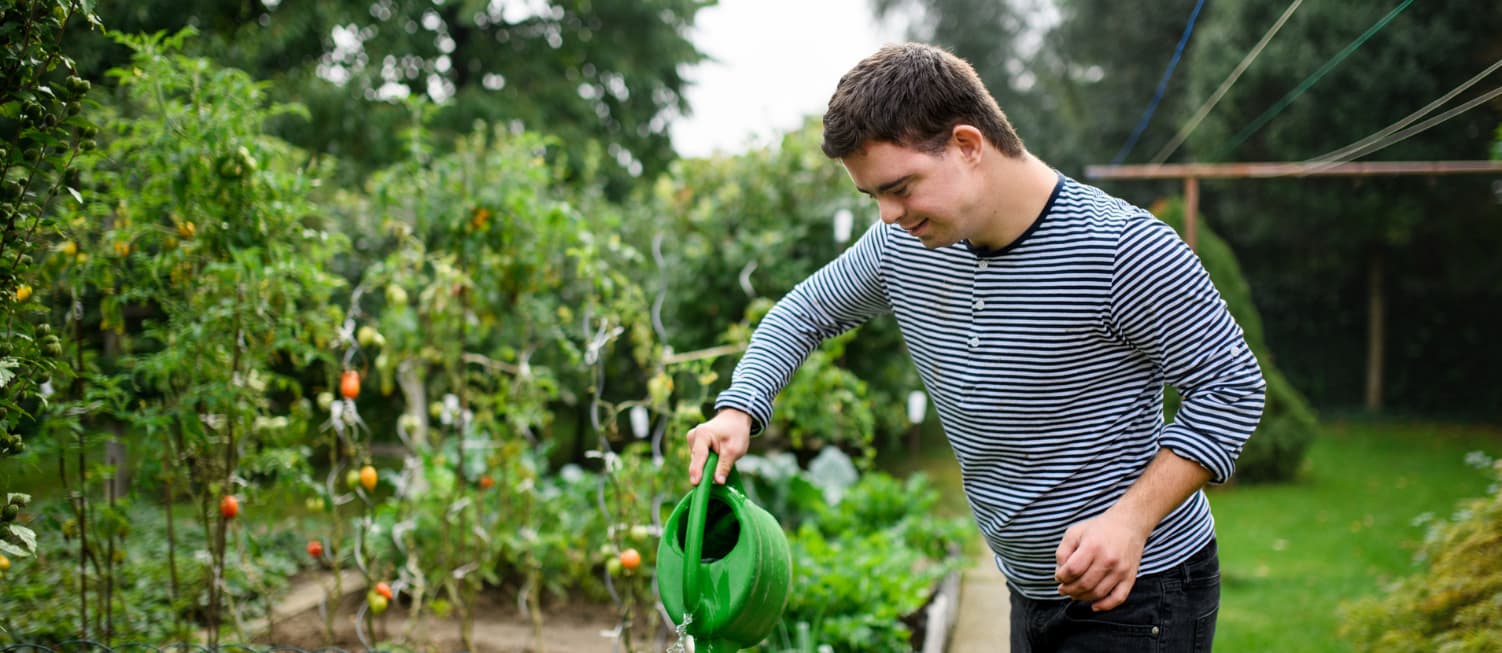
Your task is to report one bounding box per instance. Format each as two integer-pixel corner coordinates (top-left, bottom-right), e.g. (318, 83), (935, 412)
(65, 0), (714, 196)
(4, 0), (1502, 648)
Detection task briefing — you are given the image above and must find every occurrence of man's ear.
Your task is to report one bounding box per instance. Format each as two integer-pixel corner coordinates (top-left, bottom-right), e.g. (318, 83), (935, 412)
(951, 124), (985, 162)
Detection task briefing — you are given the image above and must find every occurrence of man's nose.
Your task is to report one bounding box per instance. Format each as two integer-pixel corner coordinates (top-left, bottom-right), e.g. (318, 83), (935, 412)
(878, 198), (903, 225)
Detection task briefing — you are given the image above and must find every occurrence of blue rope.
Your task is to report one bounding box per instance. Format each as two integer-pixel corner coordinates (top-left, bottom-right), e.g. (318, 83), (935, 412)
(1110, 0), (1208, 165)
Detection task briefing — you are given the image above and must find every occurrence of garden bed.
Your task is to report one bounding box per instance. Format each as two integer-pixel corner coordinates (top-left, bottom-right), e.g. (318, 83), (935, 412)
(252, 564), (965, 653)
(255, 571), (641, 653)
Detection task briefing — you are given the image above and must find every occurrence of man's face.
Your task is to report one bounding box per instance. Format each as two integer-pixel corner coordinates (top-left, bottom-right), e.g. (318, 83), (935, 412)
(840, 137), (979, 249)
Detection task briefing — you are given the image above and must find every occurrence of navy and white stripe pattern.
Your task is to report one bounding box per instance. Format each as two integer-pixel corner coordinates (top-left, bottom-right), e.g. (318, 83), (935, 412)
(716, 174), (1266, 599)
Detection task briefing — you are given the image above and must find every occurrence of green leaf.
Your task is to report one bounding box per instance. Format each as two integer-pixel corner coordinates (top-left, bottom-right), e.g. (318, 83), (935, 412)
(0, 540), (25, 558)
(1, 524), (36, 556)
(0, 358), (18, 389)
(66, 185), (82, 204)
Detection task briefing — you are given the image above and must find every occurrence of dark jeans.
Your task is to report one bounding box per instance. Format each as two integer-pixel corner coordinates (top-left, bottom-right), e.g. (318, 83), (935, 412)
(1008, 539), (1220, 653)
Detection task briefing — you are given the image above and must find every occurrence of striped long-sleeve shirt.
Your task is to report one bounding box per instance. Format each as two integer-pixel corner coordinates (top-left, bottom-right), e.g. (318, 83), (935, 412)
(715, 173), (1266, 598)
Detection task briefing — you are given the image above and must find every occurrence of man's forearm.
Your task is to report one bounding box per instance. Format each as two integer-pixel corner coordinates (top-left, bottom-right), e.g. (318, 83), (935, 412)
(1107, 447), (1214, 537)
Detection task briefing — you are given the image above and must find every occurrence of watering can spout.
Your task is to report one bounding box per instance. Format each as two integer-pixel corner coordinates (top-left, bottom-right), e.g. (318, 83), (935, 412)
(657, 451), (792, 652)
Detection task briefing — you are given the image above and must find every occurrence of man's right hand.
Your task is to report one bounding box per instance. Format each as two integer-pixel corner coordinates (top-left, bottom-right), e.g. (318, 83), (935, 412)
(686, 408), (753, 486)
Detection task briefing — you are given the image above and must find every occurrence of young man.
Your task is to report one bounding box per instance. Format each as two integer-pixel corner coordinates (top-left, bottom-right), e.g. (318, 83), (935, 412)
(685, 43), (1265, 651)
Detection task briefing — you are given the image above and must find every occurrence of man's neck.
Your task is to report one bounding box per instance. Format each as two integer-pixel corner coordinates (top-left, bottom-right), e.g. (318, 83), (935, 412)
(968, 151), (1058, 251)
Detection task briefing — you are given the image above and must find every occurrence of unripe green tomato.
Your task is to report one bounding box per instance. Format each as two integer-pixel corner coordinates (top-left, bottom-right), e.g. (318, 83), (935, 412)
(356, 325), (380, 348)
(385, 284), (408, 306)
(316, 391), (334, 411)
(346, 469), (362, 490)
(367, 591), (388, 614)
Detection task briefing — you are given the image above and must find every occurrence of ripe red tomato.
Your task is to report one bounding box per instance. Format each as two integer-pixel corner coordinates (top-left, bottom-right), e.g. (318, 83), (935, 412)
(479, 475), (495, 490)
(219, 495), (239, 520)
(307, 540), (324, 558)
(340, 370), (361, 400)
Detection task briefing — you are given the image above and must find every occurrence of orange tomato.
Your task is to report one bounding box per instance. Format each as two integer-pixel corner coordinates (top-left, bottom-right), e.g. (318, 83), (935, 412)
(219, 495), (239, 520)
(359, 465), (378, 492)
(340, 370), (360, 400)
(479, 475), (495, 490)
(374, 581), (393, 600)
(619, 548), (641, 571)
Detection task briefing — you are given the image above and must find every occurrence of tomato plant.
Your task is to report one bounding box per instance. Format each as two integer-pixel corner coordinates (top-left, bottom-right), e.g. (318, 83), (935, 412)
(23, 30), (349, 643)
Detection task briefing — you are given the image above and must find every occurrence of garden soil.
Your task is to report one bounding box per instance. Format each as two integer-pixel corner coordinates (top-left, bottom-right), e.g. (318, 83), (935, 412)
(260, 547), (1008, 653)
(256, 571), (666, 653)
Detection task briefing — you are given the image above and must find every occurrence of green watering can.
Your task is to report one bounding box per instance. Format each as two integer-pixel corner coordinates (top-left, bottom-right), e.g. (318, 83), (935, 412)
(657, 452), (792, 652)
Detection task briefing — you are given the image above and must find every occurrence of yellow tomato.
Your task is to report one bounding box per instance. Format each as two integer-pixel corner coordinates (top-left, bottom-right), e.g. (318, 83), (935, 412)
(359, 465), (378, 492)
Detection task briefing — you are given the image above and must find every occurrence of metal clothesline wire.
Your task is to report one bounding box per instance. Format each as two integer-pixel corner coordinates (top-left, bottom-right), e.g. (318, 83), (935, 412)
(1109, 0), (1206, 165)
(1303, 57), (1502, 165)
(1149, 0), (1305, 164)
(1300, 85), (1502, 173)
(1211, 0), (1415, 162)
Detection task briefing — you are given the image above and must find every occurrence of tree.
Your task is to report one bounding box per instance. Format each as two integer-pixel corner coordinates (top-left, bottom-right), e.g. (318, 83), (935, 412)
(65, 0), (714, 194)
(873, 0), (1205, 185)
(1182, 0), (1502, 414)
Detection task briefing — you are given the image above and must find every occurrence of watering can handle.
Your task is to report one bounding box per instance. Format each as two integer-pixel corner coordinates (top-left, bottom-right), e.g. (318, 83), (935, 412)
(683, 451), (717, 616)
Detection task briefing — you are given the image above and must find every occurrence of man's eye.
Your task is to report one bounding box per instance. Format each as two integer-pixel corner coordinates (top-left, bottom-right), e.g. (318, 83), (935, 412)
(892, 186), (909, 197)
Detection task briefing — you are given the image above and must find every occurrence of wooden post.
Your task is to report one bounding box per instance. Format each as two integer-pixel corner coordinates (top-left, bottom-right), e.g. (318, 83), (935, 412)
(1183, 176), (1199, 251)
(1364, 250), (1385, 411)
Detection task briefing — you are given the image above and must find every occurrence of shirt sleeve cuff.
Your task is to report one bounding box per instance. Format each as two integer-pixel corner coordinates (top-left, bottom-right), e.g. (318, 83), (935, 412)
(714, 387), (772, 436)
(1160, 423), (1237, 484)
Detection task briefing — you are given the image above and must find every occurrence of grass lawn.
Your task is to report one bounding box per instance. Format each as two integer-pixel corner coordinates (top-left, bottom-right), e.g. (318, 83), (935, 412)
(1211, 420), (1500, 652)
(879, 419), (1502, 651)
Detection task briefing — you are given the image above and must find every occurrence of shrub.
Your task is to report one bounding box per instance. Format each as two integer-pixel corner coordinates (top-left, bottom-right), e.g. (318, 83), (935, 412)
(1339, 455), (1502, 652)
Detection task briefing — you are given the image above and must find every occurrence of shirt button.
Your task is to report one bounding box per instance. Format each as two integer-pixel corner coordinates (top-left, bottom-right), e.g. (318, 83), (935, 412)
(968, 337), (980, 348)
(978, 260), (989, 269)
(975, 299), (985, 310)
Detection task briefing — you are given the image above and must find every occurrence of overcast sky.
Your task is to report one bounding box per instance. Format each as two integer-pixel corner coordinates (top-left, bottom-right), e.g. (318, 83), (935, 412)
(670, 0), (907, 158)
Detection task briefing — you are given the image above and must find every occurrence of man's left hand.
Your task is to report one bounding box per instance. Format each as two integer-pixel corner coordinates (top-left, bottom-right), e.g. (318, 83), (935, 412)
(1053, 510), (1149, 611)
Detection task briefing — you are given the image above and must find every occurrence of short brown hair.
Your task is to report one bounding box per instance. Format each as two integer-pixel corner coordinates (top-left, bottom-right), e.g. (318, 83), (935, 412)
(821, 42), (1025, 159)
